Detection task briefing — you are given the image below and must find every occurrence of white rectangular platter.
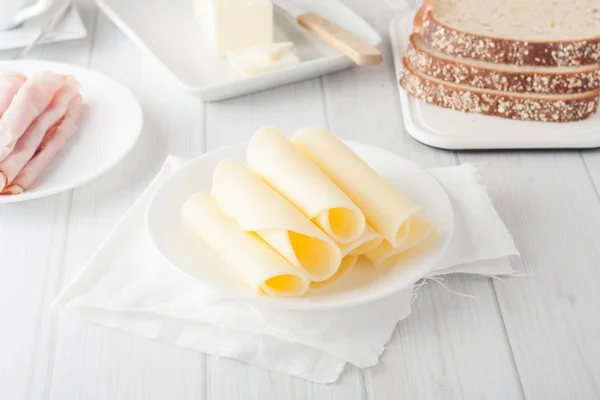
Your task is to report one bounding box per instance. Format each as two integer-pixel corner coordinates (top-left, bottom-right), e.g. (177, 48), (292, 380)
(389, 9), (600, 150)
(96, 0), (381, 102)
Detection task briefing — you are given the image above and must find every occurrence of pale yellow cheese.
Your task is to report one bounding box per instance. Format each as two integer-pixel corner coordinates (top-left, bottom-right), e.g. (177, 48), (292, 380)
(182, 193), (309, 297)
(226, 41), (298, 76)
(292, 127), (420, 247)
(310, 256), (358, 290)
(396, 216), (436, 253)
(230, 52), (299, 76)
(227, 42), (294, 64)
(365, 216), (435, 266)
(247, 126), (366, 244)
(193, 0), (273, 57)
(339, 224), (383, 257)
(211, 159), (342, 282)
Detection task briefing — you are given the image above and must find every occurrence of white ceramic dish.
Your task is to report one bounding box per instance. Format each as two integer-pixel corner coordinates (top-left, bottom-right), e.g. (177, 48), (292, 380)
(95, 0), (381, 102)
(0, 60), (143, 203)
(0, 5), (86, 51)
(145, 141), (454, 310)
(390, 9), (600, 150)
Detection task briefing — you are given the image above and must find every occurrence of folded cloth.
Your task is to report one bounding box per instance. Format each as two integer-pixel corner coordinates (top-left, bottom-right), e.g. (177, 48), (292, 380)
(53, 156), (518, 384)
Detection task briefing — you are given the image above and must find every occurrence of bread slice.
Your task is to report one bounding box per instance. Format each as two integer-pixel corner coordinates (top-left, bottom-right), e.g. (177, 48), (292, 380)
(407, 34), (600, 94)
(399, 58), (600, 122)
(414, 0), (600, 67)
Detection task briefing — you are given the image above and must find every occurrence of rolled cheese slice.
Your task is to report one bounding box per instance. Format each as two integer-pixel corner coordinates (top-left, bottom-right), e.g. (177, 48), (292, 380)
(365, 216), (435, 266)
(339, 224), (384, 257)
(396, 216), (435, 253)
(292, 127), (420, 247)
(212, 159), (342, 282)
(246, 126), (365, 244)
(310, 255), (358, 290)
(182, 193), (310, 297)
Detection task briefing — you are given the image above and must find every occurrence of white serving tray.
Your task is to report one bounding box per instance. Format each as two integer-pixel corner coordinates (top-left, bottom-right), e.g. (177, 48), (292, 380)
(389, 9), (600, 150)
(96, 0), (381, 102)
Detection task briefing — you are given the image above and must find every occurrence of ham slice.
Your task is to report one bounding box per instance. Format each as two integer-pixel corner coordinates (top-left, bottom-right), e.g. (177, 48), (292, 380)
(3, 95), (82, 195)
(0, 72), (64, 162)
(0, 73), (26, 117)
(0, 76), (80, 192)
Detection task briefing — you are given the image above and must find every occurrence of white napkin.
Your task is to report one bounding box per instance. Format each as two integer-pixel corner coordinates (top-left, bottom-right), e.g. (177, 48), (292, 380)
(54, 156), (518, 384)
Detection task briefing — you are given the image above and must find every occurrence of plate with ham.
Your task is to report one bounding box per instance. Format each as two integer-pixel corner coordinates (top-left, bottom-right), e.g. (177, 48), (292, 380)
(0, 61), (143, 203)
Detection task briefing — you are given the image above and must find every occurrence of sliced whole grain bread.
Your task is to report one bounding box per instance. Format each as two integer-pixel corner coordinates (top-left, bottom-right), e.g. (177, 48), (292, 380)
(414, 0), (600, 67)
(407, 34), (600, 94)
(399, 57), (600, 122)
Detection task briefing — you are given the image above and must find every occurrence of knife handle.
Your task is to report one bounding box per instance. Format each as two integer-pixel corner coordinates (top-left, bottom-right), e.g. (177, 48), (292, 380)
(297, 13), (382, 66)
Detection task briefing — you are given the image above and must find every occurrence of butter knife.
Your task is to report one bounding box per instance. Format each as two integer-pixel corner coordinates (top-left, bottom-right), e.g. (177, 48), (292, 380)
(273, 0), (382, 66)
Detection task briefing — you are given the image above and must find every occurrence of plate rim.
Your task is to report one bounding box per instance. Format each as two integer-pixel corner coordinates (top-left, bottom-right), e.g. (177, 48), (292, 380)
(145, 140), (455, 310)
(0, 60), (143, 204)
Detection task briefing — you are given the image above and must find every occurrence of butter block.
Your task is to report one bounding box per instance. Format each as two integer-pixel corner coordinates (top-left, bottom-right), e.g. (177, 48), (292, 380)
(227, 42), (294, 64)
(230, 51), (300, 76)
(193, 0), (273, 57)
(227, 42), (299, 76)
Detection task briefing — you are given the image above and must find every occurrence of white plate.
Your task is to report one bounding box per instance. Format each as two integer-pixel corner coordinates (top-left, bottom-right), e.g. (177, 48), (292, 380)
(0, 60), (143, 203)
(145, 141), (454, 310)
(390, 9), (600, 150)
(95, 0), (381, 102)
(0, 5), (86, 51)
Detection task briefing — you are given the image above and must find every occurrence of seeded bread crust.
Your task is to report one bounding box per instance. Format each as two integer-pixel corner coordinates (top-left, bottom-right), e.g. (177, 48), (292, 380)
(407, 35), (600, 94)
(415, 10), (600, 67)
(399, 58), (600, 122)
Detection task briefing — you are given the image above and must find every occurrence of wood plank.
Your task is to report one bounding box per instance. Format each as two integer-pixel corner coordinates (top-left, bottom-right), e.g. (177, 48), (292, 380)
(582, 152), (600, 195)
(42, 7), (207, 400)
(205, 81), (326, 150)
(366, 276), (523, 400)
(207, 358), (365, 400)
(458, 150), (600, 399)
(205, 79), (365, 400)
(319, 8), (455, 167)
(323, 1), (524, 399)
(50, 320), (205, 400)
(0, 195), (71, 400)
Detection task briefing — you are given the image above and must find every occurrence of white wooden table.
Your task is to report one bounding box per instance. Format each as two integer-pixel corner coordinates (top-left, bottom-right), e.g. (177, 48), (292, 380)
(2, 0), (600, 399)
